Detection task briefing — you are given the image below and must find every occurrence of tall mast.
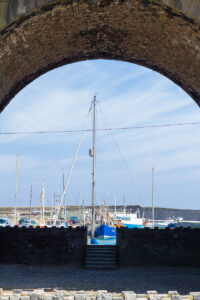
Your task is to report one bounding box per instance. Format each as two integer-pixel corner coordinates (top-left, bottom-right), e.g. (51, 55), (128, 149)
(91, 96), (97, 239)
(63, 172), (66, 219)
(42, 183), (45, 224)
(14, 155), (19, 225)
(29, 185), (32, 224)
(152, 167), (154, 229)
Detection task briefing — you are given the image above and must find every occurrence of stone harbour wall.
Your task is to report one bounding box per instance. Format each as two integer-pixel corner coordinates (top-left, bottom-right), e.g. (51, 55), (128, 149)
(0, 226), (87, 265)
(0, 289), (200, 300)
(117, 227), (200, 267)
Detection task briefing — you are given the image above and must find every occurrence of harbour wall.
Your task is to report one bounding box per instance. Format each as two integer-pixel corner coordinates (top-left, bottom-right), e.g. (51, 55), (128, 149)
(117, 227), (200, 267)
(0, 226), (87, 265)
(1, 226), (200, 267)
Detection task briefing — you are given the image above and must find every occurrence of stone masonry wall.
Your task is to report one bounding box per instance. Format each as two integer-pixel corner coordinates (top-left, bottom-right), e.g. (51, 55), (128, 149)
(117, 227), (200, 267)
(0, 0), (200, 30)
(0, 226), (87, 265)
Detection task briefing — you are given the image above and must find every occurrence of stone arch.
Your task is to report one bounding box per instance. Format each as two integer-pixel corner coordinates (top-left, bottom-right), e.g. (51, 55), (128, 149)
(0, 0), (200, 113)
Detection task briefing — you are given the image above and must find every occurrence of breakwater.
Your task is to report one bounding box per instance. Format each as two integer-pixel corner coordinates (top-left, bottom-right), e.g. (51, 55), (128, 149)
(117, 227), (200, 267)
(0, 226), (87, 265)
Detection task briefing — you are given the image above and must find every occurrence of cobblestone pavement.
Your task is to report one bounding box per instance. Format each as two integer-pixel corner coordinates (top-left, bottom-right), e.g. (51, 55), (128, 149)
(0, 265), (200, 293)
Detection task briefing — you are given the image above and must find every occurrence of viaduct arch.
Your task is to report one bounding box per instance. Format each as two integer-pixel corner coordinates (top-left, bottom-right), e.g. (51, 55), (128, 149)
(0, 0), (200, 113)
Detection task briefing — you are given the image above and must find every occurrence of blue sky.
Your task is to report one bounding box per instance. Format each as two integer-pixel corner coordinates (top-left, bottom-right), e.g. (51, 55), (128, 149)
(0, 59), (200, 209)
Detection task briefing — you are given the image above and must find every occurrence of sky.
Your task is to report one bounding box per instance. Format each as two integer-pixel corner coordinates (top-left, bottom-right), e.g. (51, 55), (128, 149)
(0, 59), (200, 209)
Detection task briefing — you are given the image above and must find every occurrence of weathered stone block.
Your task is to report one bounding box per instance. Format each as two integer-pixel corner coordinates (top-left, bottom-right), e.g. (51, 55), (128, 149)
(112, 297), (123, 300)
(147, 292), (157, 296)
(31, 293), (43, 300)
(86, 297), (95, 300)
(171, 296), (182, 300)
(13, 291), (23, 295)
(74, 295), (85, 300)
(97, 294), (112, 300)
(53, 296), (63, 300)
(10, 295), (20, 300)
(64, 297), (74, 300)
(122, 293), (136, 300)
(43, 296), (52, 300)
(168, 293), (178, 297)
(21, 296), (30, 300)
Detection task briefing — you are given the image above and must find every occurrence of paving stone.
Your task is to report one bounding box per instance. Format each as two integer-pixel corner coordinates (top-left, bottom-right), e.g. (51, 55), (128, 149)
(168, 293), (179, 297)
(21, 296), (30, 300)
(112, 297), (123, 300)
(53, 296), (63, 300)
(55, 291), (65, 296)
(10, 295), (20, 300)
(30, 293), (43, 300)
(64, 297), (74, 300)
(122, 292), (136, 300)
(13, 291), (23, 295)
(43, 296), (52, 300)
(147, 293), (157, 296)
(86, 297), (96, 300)
(97, 294), (112, 300)
(171, 296), (182, 300)
(74, 295), (85, 300)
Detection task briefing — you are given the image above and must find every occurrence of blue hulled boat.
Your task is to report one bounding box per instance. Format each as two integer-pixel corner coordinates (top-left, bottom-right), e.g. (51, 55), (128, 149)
(95, 224), (116, 239)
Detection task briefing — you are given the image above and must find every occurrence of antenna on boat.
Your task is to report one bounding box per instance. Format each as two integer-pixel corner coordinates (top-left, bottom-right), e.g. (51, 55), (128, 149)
(90, 95), (97, 240)
(152, 167), (154, 229)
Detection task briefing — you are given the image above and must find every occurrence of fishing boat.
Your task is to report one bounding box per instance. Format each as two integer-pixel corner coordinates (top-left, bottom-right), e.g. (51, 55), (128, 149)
(116, 213), (144, 228)
(95, 224), (116, 238)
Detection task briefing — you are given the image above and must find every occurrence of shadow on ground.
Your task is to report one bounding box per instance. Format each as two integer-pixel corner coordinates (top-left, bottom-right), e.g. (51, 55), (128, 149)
(0, 264), (200, 293)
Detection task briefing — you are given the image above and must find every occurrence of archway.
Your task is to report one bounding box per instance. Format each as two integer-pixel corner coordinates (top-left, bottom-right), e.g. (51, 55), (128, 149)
(0, 0), (200, 112)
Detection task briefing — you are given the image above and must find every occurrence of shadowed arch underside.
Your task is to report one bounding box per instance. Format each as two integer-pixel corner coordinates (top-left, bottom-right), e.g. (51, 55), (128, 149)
(0, 0), (200, 112)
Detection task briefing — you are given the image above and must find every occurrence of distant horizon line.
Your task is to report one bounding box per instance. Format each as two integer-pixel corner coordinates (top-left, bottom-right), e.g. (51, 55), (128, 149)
(0, 205), (199, 211)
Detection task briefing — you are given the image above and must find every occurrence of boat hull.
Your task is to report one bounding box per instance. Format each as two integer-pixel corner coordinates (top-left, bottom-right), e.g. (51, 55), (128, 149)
(122, 223), (144, 229)
(95, 224), (116, 239)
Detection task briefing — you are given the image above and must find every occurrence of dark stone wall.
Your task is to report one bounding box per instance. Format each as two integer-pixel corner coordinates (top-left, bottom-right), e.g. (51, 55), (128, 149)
(117, 227), (200, 267)
(0, 226), (87, 265)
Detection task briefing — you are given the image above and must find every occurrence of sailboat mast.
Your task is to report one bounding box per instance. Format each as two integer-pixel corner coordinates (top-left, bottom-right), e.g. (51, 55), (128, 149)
(29, 185), (32, 225)
(91, 96), (97, 239)
(42, 183), (45, 224)
(14, 155), (19, 225)
(152, 167), (154, 229)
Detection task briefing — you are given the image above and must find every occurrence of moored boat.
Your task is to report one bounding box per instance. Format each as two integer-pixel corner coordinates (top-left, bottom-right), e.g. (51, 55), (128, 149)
(95, 224), (116, 239)
(116, 213), (144, 228)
